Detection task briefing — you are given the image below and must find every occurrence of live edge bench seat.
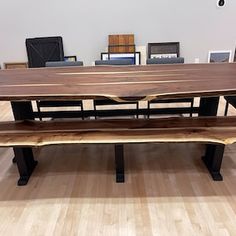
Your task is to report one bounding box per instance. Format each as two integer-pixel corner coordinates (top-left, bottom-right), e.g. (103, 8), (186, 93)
(1, 117), (236, 146)
(1, 116), (236, 185)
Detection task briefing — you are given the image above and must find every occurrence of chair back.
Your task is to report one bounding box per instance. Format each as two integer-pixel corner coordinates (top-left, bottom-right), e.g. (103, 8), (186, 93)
(146, 57), (184, 65)
(46, 61), (83, 67)
(95, 59), (133, 66)
(26, 36), (64, 68)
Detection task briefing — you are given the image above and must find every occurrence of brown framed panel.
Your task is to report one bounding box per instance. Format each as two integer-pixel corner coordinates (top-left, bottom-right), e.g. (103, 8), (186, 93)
(108, 34), (135, 53)
(4, 62), (28, 69)
(147, 42), (180, 59)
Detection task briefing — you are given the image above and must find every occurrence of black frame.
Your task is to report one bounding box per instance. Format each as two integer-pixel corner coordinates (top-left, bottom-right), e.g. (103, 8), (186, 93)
(147, 42), (180, 59)
(101, 52), (141, 65)
(64, 56), (77, 61)
(234, 48), (236, 62)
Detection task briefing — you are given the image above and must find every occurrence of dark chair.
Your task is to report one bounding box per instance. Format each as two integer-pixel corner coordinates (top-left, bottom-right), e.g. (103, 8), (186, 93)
(146, 57), (194, 118)
(36, 61), (84, 120)
(224, 49), (236, 115)
(94, 59), (139, 119)
(25, 37), (84, 120)
(26, 36), (64, 68)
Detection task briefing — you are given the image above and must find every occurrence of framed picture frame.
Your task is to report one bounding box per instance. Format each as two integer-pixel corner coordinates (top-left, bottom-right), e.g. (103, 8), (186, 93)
(148, 42), (180, 59)
(101, 52), (141, 65)
(234, 48), (236, 62)
(208, 50), (232, 63)
(4, 62), (28, 69)
(64, 56), (77, 62)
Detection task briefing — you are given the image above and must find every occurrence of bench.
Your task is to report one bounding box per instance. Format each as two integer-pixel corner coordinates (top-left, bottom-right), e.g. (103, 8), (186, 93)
(1, 116), (236, 185)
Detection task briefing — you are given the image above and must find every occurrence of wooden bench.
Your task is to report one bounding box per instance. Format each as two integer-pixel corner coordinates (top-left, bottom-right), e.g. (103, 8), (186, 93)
(1, 116), (236, 185)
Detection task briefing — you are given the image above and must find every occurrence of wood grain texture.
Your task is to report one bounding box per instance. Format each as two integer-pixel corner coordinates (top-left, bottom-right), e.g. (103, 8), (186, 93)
(0, 63), (236, 102)
(4, 62), (28, 69)
(1, 117), (236, 147)
(108, 34), (135, 53)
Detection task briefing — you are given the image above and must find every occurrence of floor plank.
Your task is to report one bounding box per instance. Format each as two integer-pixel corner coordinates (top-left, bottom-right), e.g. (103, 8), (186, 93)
(0, 98), (236, 236)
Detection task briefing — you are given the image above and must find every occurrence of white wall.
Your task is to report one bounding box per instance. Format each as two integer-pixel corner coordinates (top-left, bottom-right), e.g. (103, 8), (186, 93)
(0, 0), (236, 67)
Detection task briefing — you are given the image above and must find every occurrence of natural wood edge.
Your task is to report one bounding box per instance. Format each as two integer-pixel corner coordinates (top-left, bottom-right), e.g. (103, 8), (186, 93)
(0, 130), (235, 147)
(1, 117), (236, 147)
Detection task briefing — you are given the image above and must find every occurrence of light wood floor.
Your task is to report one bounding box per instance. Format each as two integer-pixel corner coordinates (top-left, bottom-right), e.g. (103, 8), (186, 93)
(1, 98), (236, 236)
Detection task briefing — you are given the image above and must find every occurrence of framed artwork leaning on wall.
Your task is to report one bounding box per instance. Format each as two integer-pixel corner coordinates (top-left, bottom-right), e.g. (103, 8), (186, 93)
(101, 52), (141, 65)
(208, 50), (232, 63)
(234, 48), (236, 62)
(4, 62), (28, 69)
(147, 42), (180, 59)
(64, 56), (77, 62)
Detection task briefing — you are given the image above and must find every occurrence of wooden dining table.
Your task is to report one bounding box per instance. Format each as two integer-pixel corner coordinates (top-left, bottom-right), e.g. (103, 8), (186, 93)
(0, 62), (236, 185)
(0, 63), (236, 101)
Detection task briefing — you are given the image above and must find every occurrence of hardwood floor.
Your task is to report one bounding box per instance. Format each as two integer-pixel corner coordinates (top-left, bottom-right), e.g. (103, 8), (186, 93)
(0, 98), (236, 236)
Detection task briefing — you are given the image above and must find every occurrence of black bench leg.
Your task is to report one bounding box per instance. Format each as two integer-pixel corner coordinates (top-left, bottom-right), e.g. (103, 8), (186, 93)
(199, 97), (224, 181)
(202, 144), (225, 181)
(14, 147), (38, 186)
(115, 144), (124, 183)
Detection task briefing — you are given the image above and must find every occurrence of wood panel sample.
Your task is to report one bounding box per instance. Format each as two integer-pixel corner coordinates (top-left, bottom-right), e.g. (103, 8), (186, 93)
(108, 34), (135, 53)
(4, 62), (28, 69)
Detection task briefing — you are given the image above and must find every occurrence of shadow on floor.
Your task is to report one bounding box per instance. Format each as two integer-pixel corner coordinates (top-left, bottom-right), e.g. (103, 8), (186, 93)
(0, 143), (236, 201)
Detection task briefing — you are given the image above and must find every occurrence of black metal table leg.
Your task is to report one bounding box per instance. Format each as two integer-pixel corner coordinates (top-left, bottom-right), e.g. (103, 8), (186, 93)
(198, 97), (224, 181)
(115, 144), (124, 183)
(11, 101), (37, 185)
(198, 97), (219, 117)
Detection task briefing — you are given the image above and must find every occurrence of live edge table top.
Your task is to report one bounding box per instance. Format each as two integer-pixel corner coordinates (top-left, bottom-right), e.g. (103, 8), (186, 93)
(0, 63), (236, 102)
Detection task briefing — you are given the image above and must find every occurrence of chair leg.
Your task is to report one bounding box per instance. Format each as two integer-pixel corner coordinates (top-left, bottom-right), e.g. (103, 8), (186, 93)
(147, 101), (150, 119)
(224, 101), (229, 116)
(190, 99), (194, 117)
(136, 102), (139, 119)
(93, 101), (97, 119)
(80, 102), (84, 120)
(36, 101), (42, 121)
